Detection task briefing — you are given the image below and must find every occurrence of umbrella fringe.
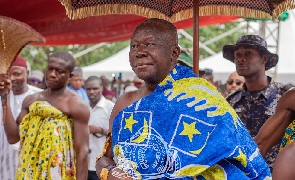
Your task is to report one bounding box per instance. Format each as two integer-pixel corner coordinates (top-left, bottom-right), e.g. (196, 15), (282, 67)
(273, 0), (295, 19)
(58, 0), (171, 21)
(59, 0), (295, 22)
(174, 5), (274, 22)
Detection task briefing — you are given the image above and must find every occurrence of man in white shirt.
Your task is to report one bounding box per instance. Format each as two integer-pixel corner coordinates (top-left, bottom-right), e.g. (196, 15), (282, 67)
(85, 76), (114, 180)
(0, 56), (42, 180)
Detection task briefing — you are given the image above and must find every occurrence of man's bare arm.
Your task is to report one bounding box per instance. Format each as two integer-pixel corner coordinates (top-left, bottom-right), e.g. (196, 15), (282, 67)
(71, 98), (90, 180)
(95, 92), (139, 180)
(273, 141), (295, 180)
(3, 93), (21, 144)
(255, 89), (295, 156)
(89, 125), (108, 136)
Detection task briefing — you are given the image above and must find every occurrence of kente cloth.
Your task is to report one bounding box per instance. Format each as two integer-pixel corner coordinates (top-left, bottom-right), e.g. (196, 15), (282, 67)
(112, 65), (271, 180)
(15, 101), (76, 180)
(280, 119), (295, 149)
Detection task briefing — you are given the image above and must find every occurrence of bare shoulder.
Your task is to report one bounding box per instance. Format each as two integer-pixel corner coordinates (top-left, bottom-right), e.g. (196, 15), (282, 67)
(109, 90), (139, 129)
(114, 91), (138, 115)
(22, 91), (46, 109)
(278, 88), (295, 110)
(67, 90), (90, 119)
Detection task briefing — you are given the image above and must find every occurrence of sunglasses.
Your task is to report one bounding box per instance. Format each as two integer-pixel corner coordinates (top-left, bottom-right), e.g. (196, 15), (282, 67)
(227, 79), (244, 86)
(30, 78), (42, 84)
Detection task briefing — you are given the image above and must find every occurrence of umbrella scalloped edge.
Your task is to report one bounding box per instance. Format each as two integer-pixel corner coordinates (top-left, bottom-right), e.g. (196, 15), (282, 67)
(59, 0), (295, 22)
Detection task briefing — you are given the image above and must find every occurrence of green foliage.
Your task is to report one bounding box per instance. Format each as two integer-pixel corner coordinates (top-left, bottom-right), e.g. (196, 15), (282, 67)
(20, 22), (245, 71)
(178, 22), (245, 59)
(20, 41), (130, 71)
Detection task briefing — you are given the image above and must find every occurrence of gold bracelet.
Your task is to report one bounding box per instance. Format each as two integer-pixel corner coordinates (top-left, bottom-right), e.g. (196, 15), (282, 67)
(100, 164), (116, 180)
(99, 167), (109, 180)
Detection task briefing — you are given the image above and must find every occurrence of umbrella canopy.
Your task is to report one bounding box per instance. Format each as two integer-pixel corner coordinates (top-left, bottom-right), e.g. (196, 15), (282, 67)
(0, 0), (238, 45)
(59, 0), (295, 75)
(60, 0), (295, 21)
(0, 15), (45, 74)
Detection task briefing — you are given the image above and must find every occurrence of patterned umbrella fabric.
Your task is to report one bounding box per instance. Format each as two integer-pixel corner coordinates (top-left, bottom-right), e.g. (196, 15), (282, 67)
(59, 0), (295, 21)
(0, 16), (45, 74)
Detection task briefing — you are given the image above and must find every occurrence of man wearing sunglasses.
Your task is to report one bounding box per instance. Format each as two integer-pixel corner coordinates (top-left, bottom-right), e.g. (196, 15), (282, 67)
(223, 35), (292, 171)
(225, 71), (245, 96)
(28, 70), (44, 89)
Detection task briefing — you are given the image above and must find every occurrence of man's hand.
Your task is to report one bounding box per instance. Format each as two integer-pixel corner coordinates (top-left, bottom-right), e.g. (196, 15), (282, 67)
(89, 125), (104, 134)
(0, 74), (11, 96)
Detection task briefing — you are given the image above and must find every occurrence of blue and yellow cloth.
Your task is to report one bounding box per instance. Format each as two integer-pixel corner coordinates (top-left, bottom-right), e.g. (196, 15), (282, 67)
(112, 65), (271, 179)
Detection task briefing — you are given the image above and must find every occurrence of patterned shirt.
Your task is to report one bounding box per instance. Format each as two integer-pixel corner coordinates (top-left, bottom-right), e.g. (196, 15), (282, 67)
(226, 76), (288, 167)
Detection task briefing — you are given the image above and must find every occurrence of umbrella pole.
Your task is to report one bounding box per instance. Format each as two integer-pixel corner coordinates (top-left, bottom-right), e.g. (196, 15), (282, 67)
(193, 1), (199, 76)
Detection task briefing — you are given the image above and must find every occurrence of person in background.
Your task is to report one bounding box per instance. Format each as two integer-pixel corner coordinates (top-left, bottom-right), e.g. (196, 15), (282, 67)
(101, 77), (116, 101)
(28, 70), (44, 89)
(225, 71), (245, 97)
(133, 76), (144, 89)
(224, 35), (292, 170)
(201, 68), (223, 94)
(1, 51), (90, 179)
(85, 76), (114, 180)
(67, 66), (89, 102)
(124, 81), (138, 93)
(177, 49), (205, 77)
(0, 56), (42, 180)
(95, 18), (270, 180)
(254, 87), (295, 179)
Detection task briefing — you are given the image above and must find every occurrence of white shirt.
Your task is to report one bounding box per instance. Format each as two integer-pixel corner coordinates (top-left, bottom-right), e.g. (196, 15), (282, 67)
(0, 85), (42, 180)
(88, 96), (114, 171)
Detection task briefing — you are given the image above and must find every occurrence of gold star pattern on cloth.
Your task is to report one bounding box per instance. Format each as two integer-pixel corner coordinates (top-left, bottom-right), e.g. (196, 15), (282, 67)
(179, 121), (201, 142)
(124, 114), (138, 133)
(234, 148), (247, 167)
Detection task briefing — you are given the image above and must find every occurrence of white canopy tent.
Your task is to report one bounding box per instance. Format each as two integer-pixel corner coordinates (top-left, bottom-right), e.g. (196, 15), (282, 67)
(200, 10), (295, 85)
(82, 46), (136, 81)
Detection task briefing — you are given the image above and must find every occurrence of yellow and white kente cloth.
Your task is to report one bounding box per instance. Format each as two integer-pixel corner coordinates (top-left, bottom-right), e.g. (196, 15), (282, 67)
(16, 101), (76, 180)
(112, 65), (271, 180)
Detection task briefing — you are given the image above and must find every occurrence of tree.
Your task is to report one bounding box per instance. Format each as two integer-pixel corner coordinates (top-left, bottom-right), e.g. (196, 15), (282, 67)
(20, 21), (245, 71)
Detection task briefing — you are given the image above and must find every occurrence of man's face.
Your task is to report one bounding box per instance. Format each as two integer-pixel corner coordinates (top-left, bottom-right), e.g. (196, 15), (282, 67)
(69, 76), (84, 90)
(45, 57), (71, 90)
(234, 46), (266, 77)
(8, 66), (28, 94)
(129, 28), (178, 84)
(85, 80), (103, 104)
(226, 72), (245, 93)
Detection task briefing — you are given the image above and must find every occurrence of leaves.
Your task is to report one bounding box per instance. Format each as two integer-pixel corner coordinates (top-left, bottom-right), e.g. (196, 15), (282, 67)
(19, 22), (245, 72)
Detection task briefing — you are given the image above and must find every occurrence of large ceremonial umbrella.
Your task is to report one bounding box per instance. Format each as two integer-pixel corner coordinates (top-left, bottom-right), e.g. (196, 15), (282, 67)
(59, 0), (295, 75)
(0, 15), (45, 124)
(0, 16), (45, 74)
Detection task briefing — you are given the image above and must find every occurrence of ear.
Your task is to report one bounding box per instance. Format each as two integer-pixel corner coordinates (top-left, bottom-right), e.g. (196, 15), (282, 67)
(171, 46), (180, 65)
(262, 54), (268, 66)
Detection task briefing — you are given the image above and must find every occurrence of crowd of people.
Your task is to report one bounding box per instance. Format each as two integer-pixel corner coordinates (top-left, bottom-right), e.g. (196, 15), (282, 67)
(1, 17), (295, 179)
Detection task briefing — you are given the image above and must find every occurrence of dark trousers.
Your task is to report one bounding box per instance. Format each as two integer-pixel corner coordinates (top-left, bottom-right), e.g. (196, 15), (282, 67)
(88, 170), (100, 180)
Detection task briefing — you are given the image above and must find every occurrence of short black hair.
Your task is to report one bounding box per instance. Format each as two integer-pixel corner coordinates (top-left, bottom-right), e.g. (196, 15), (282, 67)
(85, 76), (102, 86)
(132, 18), (178, 46)
(49, 51), (76, 72)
